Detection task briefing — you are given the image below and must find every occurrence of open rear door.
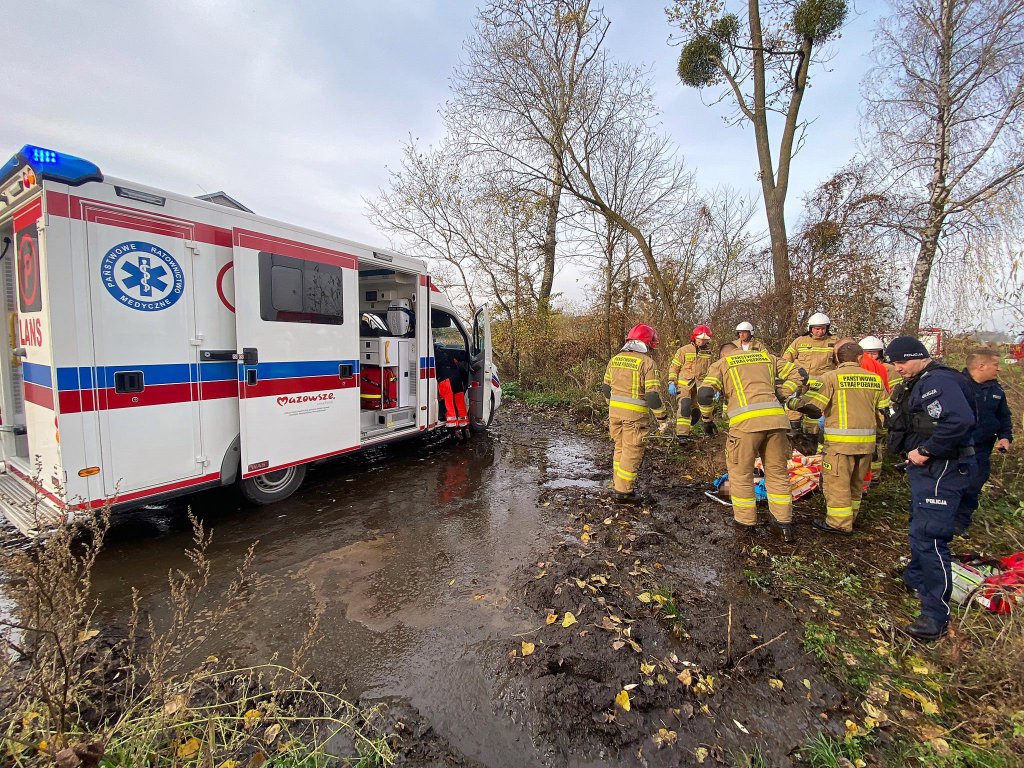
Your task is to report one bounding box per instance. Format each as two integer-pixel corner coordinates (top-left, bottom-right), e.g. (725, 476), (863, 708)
(469, 304), (493, 429)
(231, 229), (360, 478)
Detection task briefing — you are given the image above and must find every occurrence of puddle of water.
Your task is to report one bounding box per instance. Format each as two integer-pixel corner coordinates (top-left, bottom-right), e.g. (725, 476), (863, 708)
(69, 429), (584, 767)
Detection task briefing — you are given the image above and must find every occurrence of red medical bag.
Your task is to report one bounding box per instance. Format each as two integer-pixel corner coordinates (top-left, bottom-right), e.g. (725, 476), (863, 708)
(360, 365), (398, 409)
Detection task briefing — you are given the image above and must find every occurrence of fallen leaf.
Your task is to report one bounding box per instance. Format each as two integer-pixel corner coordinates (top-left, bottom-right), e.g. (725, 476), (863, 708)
(449, 578), (456, 586)
(677, 669), (693, 686)
(205, 655), (219, 664)
(243, 709), (262, 730)
(845, 719), (861, 738)
(264, 723), (281, 742)
(603, 517), (613, 525)
(246, 751), (267, 768)
(521, 641), (536, 656)
(473, 594), (486, 601)
(217, 761), (241, 768)
(653, 728), (677, 748)
(768, 678), (784, 691)
(694, 746), (709, 764)
(76, 628), (99, 643)
(929, 738), (951, 756)
(640, 662), (656, 675)
(163, 693), (188, 717)
(546, 613), (558, 625)
(803, 679), (812, 690)
(656, 674), (668, 685)
(623, 683), (638, 691)
(177, 737), (201, 758)
(615, 689), (631, 711)
(733, 719), (749, 734)
(612, 640), (626, 651)
(562, 612), (578, 628)
(574, 578), (587, 588)
(637, 592), (653, 603)
(581, 532), (591, 543)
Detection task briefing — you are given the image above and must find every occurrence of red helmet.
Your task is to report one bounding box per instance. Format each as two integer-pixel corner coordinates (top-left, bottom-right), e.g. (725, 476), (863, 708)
(691, 324), (712, 342)
(626, 323), (659, 349)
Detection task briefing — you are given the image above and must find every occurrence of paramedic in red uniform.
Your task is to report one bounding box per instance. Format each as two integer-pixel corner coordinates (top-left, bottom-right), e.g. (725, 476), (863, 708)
(437, 351), (472, 440)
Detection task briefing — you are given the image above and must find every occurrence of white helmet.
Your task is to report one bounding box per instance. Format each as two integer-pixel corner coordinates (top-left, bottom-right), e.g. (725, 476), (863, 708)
(807, 312), (831, 330)
(735, 321), (754, 333)
(860, 335), (884, 352)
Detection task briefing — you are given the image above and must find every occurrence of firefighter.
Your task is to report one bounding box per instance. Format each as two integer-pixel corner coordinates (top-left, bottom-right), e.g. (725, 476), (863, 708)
(790, 342), (889, 534)
(697, 342), (803, 541)
(667, 325), (715, 442)
(959, 348), (1014, 535)
(735, 321), (767, 352)
(783, 312), (837, 438)
(886, 336), (977, 642)
(602, 324), (669, 502)
(860, 335), (902, 482)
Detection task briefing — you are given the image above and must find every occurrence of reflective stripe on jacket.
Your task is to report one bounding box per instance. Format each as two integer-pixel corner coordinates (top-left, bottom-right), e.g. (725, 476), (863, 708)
(668, 343), (714, 386)
(603, 351), (666, 421)
(700, 351), (801, 433)
(801, 362), (890, 454)
(783, 334), (837, 378)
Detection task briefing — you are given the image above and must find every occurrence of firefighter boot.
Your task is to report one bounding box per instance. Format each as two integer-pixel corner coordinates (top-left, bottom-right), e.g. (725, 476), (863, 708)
(770, 519), (795, 543)
(812, 519), (850, 536)
(906, 614), (947, 643)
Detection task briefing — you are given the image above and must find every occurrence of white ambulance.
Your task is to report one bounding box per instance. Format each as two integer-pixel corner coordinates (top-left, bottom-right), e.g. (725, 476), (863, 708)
(0, 144), (501, 536)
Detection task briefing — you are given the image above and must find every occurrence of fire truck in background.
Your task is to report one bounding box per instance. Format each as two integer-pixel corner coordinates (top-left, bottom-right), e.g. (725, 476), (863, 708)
(0, 145), (501, 536)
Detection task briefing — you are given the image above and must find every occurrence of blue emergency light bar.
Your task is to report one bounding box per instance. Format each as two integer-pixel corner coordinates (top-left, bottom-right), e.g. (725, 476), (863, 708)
(0, 144), (103, 187)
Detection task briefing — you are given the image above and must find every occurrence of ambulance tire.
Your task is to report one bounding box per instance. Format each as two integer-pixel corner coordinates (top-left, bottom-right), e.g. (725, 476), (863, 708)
(239, 464), (307, 505)
(471, 394), (496, 433)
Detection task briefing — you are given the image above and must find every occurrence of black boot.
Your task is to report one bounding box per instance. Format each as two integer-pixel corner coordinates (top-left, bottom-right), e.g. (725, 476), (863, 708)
(905, 614), (947, 642)
(770, 519), (795, 543)
(812, 519), (850, 536)
(613, 490), (639, 504)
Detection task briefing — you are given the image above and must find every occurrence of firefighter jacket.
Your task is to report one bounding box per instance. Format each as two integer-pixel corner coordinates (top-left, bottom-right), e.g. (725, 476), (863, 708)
(697, 351), (802, 433)
(668, 343), (714, 387)
(602, 347), (668, 423)
(784, 334), (837, 379)
(798, 363), (891, 455)
(737, 338), (768, 353)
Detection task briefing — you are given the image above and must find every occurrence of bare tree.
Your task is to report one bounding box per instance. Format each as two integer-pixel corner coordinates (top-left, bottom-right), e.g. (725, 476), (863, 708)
(668, 0), (848, 328)
(451, 0), (610, 314)
(366, 139), (547, 377)
(863, 0), (1024, 331)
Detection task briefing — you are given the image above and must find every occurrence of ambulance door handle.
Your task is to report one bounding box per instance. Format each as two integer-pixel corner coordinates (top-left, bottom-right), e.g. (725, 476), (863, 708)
(242, 347), (259, 365)
(246, 369), (258, 387)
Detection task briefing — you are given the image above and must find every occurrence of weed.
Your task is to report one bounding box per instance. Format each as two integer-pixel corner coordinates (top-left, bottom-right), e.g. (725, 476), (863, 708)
(801, 623), (837, 665)
(731, 744), (771, 767)
(800, 732), (870, 768)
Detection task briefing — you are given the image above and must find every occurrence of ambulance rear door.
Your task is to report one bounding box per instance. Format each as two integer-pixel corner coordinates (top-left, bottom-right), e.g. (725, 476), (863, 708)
(469, 304), (493, 428)
(231, 229), (360, 478)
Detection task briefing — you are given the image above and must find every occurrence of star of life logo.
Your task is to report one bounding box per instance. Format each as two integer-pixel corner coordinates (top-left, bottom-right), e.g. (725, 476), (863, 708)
(101, 241), (185, 311)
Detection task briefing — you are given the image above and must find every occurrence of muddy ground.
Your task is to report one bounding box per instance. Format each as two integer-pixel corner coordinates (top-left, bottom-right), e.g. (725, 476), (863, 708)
(482, 402), (852, 767)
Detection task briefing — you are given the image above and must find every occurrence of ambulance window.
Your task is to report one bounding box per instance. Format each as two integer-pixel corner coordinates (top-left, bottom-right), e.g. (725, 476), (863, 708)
(259, 251), (344, 324)
(431, 309), (467, 349)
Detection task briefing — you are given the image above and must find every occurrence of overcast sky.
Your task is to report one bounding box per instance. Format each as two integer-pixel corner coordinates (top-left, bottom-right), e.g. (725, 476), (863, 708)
(10, 1), (983, 327)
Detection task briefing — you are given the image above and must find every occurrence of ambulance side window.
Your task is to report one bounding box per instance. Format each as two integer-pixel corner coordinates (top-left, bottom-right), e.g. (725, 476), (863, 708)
(258, 251), (344, 325)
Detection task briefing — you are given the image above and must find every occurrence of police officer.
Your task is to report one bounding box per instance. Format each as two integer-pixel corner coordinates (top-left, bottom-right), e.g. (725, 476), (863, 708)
(886, 336), (977, 642)
(602, 324), (669, 502)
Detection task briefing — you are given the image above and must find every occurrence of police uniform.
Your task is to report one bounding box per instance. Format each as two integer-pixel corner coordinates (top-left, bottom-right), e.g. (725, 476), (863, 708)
(697, 350), (803, 534)
(796, 363), (890, 532)
(886, 338), (976, 638)
(668, 341), (714, 436)
(960, 370), (1013, 531)
(602, 342), (667, 495)
(783, 333), (837, 434)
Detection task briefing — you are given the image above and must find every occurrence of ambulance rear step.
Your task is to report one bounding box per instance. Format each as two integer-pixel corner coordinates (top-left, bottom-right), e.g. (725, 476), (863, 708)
(0, 471), (66, 537)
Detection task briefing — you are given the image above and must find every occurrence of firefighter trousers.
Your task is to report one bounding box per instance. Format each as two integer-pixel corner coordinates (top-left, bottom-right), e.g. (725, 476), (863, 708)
(610, 415), (646, 493)
(821, 449), (873, 532)
(725, 429), (792, 525)
(675, 384), (699, 436)
(870, 438), (885, 483)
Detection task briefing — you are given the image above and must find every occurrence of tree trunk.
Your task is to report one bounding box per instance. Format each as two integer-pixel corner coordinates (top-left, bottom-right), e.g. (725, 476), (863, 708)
(538, 166), (562, 314)
(763, 191), (793, 331)
(902, 224), (942, 333)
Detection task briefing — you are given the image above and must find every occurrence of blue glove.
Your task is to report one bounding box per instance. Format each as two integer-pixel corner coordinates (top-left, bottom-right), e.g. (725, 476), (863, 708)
(667, 381), (678, 397)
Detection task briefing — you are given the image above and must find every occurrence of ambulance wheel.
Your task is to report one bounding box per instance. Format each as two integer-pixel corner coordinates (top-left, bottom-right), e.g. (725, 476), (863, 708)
(239, 464), (307, 505)
(471, 394), (496, 433)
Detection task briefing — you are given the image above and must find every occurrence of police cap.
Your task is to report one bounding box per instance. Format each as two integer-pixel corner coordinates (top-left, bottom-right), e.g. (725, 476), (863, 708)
(885, 336), (930, 363)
